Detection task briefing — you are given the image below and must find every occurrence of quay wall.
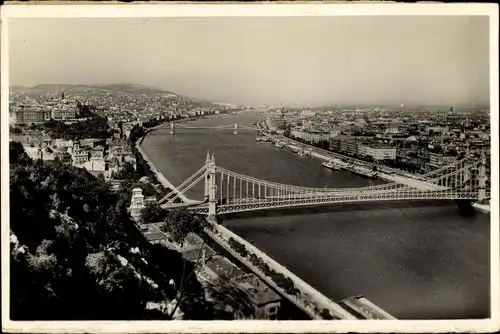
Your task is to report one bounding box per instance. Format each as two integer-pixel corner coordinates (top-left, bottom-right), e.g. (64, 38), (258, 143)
(205, 217), (358, 320)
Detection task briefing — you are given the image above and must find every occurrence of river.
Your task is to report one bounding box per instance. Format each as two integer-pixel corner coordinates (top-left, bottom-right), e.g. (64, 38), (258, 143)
(141, 114), (490, 320)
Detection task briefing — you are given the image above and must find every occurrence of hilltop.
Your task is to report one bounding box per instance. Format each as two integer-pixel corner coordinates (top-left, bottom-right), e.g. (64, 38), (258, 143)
(13, 83), (177, 96)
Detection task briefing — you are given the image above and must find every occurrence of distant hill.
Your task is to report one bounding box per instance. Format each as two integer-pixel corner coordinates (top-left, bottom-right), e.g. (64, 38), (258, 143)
(10, 83), (238, 107)
(92, 83), (177, 96)
(23, 83), (176, 95)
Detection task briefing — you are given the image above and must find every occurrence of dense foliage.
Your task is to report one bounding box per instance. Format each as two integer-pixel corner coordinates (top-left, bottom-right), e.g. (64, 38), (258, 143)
(160, 209), (206, 245)
(75, 102), (98, 118)
(111, 161), (168, 206)
(33, 116), (113, 140)
(9, 142), (250, 320)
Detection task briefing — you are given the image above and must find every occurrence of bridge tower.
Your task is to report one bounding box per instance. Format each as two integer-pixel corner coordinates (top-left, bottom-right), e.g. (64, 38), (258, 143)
(207, 154), (218, 215)
(233, 123), (238, 135)
(478, 149), (487, 202)
(461, 149), (472, 186)
(204, 151), (211, 201)
(170, 122), (175, 134)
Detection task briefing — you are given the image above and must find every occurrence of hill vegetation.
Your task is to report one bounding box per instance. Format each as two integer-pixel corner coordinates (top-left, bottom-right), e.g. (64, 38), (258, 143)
(9, 141), (253, 320)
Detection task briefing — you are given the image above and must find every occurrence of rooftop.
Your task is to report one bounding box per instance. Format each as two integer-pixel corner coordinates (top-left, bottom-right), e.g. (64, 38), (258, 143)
(204, 256), (245, 280)
(144, 232), (168, 242)
(181, 246), (216, 262)
(185, 232), (204, 247)
(231, 273), (282, 306)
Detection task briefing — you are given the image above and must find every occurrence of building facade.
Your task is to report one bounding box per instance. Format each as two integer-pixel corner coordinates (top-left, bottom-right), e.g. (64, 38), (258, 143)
(51, 108), (76, 120)
(12, 108), (52, 124)
(290, 129), (330, 144)
(335, 136), (358, 155)
(429, 153), (457, 169)
(358, 144), (396, 161)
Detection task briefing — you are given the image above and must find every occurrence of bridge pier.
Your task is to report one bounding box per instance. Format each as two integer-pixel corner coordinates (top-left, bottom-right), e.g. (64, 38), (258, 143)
(170, 122), (175, 134)
(233, 123), (238, 135)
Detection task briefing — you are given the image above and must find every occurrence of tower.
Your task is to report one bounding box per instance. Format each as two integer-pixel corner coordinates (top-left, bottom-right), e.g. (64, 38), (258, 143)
(204, 151), (211, 201)
(129, 188), (145, 221)
(478, 149), (487, 202)
(61, 89), (65, 101)
(207, 154), (218, 215)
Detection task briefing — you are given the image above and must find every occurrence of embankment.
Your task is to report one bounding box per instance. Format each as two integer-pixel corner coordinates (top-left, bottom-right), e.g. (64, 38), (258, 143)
(135, 138), (190, 203)
(204, 216), (358, 320)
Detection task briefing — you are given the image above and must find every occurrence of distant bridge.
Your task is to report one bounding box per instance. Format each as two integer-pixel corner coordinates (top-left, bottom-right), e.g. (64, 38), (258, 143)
(169, 122), (257, 135)
(159, 151), (489, 216)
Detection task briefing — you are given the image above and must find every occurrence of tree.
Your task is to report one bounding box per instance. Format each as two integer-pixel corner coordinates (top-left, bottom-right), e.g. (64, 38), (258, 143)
(10, 141), (32, 165)
(160, 209), (204, 245)
(141, 202), (168, 224)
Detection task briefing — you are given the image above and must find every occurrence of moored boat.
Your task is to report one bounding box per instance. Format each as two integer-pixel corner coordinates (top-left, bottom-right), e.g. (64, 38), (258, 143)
(322, 160), (339, 170)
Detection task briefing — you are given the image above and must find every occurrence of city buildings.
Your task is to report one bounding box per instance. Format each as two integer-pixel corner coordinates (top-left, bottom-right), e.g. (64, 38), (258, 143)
(12, 108), (52, 124)
(290, 128), (330, 144)
(358, 144), (396, 161)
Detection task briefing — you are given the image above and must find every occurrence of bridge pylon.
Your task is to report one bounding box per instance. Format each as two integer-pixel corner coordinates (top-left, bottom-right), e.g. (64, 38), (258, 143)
(233, 123), (238, 135)
(170, 122), (175, 134)
(478, 149), (487, 202)
(204, 151), (211, 201)
(207, 154), (218, 215)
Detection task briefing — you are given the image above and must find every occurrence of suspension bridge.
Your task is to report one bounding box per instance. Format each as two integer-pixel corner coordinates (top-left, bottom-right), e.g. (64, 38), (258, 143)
(168, 122), (257, 135)
(159, 151), (489, 216)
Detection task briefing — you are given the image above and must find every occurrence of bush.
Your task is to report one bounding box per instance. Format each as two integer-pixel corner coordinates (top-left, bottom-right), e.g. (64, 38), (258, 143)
(320, 308), (334, 320)
(227, 237), (248, 257)
(35, 116), (111, 140)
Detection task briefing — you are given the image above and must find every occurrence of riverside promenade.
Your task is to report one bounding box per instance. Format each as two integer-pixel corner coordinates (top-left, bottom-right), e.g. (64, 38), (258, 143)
(204, 216), (358, 320)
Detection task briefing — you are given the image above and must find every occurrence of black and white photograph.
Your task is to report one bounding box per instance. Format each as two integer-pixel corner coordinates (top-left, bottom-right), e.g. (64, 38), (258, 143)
(1, 3), (498, 333)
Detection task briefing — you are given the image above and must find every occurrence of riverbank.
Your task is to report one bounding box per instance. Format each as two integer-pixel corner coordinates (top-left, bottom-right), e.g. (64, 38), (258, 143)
(135, 137), (192, 204)
(205, 216), (358, 320)
(473, 202), (491, 213)
(280, 136), (491, 211)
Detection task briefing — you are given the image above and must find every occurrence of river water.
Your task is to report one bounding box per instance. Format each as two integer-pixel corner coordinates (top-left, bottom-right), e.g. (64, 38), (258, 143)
(141, 114), (490, 319)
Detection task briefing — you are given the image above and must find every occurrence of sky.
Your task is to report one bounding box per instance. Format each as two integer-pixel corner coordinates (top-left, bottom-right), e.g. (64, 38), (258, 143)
(8, 16), (490, 107)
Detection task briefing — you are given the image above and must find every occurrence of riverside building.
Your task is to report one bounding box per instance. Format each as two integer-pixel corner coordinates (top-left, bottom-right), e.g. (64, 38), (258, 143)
(290, 128), (330, 144)
(358, 144), (397, 161)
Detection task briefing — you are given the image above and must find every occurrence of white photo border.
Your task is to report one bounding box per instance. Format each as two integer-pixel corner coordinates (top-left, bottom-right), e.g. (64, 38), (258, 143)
(1, 3), (499, 333)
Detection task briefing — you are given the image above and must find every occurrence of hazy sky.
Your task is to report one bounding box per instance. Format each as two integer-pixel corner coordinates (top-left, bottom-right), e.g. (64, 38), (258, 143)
(9, 16), (490, 107)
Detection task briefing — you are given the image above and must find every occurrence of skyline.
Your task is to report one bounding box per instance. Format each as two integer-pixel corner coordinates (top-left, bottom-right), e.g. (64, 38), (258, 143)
(8, 16), (490, 107)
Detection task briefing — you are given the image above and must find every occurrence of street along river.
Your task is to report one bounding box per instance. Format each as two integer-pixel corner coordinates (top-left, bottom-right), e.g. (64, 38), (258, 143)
(141, 114), (490, 319)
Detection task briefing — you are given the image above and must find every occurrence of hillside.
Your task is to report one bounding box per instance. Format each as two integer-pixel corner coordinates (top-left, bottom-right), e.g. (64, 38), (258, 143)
(10, 83), (230, 107)
(16, 83), (178, 97)
(8, 142), (251, 320)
